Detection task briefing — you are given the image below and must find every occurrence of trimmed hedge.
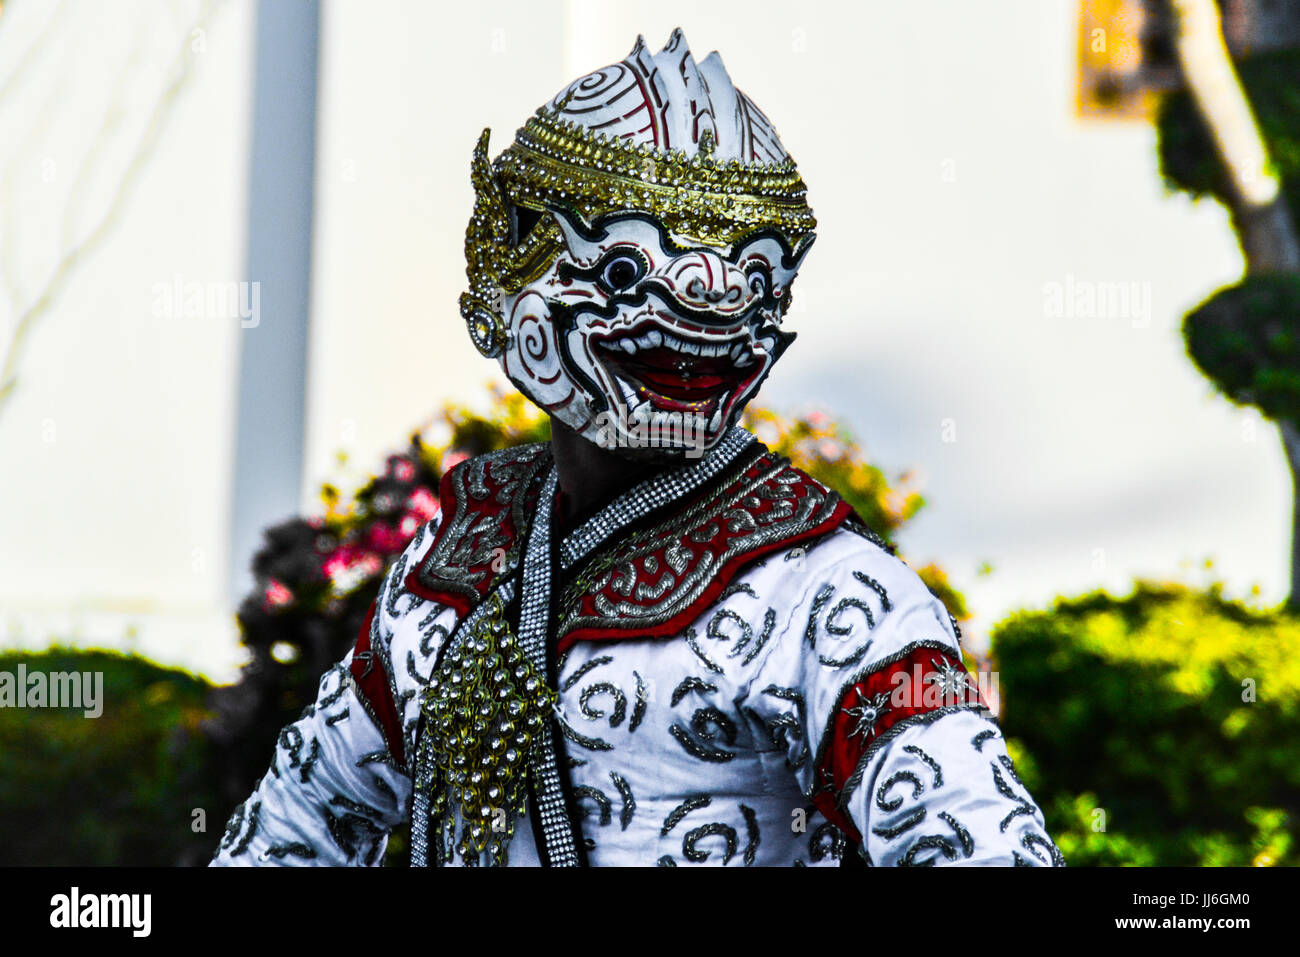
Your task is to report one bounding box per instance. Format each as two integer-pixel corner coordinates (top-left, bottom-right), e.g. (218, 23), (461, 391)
(991, 581), (1299, 866)
(0, 648), (221, 866)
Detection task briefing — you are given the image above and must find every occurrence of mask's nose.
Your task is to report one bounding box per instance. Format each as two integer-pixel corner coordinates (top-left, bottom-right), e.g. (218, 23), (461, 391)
(660, 251), (755, 318)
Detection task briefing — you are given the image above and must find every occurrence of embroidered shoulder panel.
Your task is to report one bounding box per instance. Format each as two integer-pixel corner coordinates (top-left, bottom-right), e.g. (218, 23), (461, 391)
(555, 451), (852, 649)
(808, 641), (992, 843)
(405, 442), (551, 614)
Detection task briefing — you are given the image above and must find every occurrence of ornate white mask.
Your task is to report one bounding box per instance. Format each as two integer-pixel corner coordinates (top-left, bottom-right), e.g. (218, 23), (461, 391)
(460, 29), (816, 457)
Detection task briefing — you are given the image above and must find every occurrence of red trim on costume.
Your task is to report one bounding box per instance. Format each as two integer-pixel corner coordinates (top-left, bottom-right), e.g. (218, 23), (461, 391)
(348, 599), (406, 766)
(403, 466), (472, 610)
(402, 451), (545, 613)
(556, 496), (852, 654)
(399, 445), (860, 673)
(810, 645), (987, 843)
(556, 452), (852, 652)
(404, 565), (474, 615)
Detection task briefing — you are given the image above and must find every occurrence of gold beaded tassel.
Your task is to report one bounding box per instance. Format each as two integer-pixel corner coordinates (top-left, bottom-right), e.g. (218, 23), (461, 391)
(420, 594), (558, 866)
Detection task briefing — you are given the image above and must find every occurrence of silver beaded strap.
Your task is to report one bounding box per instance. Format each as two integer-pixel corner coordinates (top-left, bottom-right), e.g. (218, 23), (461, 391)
(522, 429), (757, 864)
(515, 468), (584, 865)
(558, 425), (756, 569)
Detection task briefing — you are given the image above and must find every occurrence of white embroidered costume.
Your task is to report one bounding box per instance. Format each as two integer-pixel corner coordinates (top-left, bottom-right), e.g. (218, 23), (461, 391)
(213, 432), (1062, 867)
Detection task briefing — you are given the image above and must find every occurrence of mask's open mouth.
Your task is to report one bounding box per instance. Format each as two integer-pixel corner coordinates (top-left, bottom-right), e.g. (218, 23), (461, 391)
(592, 322), (761, 423)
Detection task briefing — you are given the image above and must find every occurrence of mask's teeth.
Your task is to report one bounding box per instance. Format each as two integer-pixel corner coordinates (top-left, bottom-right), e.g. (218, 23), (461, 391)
(615, 375), (638, 412)
(659, 329), (686, 352)
(627, 397), (653, 429)
(612, 326), (749, 359)
(708, 401), (725, 432)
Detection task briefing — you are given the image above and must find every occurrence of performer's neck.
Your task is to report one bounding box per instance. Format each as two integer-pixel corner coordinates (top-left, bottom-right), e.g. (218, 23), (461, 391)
(548, 417), (663, 532)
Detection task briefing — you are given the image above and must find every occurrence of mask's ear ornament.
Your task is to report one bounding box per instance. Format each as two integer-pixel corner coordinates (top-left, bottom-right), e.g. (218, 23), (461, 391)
(460, 130), (508, 358)
(460, 129), (564, 358)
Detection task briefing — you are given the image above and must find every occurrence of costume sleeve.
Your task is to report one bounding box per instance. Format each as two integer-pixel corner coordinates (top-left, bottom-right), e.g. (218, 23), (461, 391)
(211, 521), (449, 866)
(742, 532), (1065, 867)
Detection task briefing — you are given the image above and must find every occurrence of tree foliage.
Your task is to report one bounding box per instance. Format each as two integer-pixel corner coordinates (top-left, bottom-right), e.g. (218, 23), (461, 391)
(1156, 48), (1300, 230)
(1183, 272), (1300, 423)
(991, 580), (1299, 866)
(1156, 48), (1300, 426)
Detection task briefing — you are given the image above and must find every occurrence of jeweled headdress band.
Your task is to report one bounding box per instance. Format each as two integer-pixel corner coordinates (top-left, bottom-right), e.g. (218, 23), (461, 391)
(459, 109), (817, 357)
(503, 111), (816, 246)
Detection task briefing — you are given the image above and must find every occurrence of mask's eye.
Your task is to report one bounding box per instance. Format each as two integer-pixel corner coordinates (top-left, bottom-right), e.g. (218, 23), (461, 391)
(597, 249), (648, 293)
(745, 264), (774, 303)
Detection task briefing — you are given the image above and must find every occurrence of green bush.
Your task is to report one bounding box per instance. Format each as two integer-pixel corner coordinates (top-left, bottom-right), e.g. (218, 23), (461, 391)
(991, 581), (1299, 866)
(0, 648), (220, 866)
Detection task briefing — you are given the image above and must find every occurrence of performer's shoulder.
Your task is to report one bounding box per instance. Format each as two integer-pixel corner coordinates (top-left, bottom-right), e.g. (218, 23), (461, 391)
(835, 511), (897, 556)
(442, 440), (551, 483)
(757, 449), (894, 561)
(793, 511), (896, 568)
(430, 440), (553, 520)
(786, 516), (943, 617)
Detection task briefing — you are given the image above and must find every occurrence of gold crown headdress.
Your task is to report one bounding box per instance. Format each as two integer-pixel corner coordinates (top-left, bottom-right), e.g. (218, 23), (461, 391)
(460, 30), (817, 357)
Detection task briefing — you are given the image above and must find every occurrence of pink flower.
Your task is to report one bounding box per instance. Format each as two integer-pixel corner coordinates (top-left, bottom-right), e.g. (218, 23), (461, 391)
(264, 579), (294, 609)
(323, 546), (383, 582)
(390, 457), (416, 482)
(365, 523), (410, 553)
(442, 450), (469, 472)
(406, 486), (438, 520)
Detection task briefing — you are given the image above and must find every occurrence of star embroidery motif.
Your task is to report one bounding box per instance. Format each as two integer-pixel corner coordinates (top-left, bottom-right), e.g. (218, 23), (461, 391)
(925, 656), (970, 703)
(841, 689), (891, 742)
